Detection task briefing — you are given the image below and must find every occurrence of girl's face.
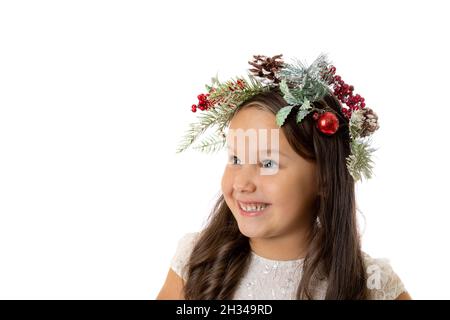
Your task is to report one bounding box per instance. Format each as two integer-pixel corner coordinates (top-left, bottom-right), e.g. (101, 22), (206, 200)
(221, 106), (319, 241)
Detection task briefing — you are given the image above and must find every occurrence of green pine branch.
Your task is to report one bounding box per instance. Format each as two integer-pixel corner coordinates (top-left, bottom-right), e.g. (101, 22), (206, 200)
(176, 103), (232, 153)
(278, 53), (330, 87)
(346, 138), (377, 181)
(208, 74), (268, 108)
(349, 109), (364, 140)
(278, 54), (331, 104)
(192, 131), (227, 154)
(176, 74), (268, 154)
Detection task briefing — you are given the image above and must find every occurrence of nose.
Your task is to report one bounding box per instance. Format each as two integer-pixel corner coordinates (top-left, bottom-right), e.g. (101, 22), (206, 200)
(233, 165), (257, 193)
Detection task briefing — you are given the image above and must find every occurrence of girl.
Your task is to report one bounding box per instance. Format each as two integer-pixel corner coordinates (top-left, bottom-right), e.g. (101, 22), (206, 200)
(158, 54), (411, 300)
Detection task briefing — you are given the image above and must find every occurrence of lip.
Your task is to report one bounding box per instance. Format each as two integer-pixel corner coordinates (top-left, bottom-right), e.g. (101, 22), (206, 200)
(237, 200), (271, 217)
(237, 200), (271, 205)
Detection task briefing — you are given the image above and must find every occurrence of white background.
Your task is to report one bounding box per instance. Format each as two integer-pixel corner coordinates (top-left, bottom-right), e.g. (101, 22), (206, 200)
(0, 0), (449, 299)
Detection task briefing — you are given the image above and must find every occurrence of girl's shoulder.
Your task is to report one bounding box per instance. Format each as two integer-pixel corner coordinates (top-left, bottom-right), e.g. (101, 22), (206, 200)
(169, 233), (409, 300)
(170, 232), (201, 281)
(362, 252), (408, 300)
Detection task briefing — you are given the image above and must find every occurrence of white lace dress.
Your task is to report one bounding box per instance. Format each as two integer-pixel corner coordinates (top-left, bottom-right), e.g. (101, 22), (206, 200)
(170, 232), (407, 300)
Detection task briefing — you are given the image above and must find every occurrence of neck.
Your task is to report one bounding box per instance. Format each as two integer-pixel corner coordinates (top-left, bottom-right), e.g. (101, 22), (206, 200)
(249, 222), (313, 261)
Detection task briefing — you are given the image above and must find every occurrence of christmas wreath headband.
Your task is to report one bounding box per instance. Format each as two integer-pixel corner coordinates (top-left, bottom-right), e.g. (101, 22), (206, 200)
(176, 53), (380, 182)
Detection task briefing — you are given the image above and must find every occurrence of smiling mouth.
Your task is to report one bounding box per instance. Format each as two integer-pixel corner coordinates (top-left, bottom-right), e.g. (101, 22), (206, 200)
(237, 201), (271, 216)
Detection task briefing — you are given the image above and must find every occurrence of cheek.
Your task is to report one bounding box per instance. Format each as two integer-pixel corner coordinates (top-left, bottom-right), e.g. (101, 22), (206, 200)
(221, 168), (239, 215)
(221, 167), (233, 200)
(267, 172), (316, 211)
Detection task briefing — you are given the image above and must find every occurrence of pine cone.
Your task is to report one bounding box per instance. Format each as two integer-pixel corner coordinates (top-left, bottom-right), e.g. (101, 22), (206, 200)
(248, 54), (284, 84)
(360, 107), (380, 137)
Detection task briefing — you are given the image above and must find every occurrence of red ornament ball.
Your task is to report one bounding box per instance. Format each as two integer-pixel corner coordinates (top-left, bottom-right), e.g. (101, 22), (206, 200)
(316, 112), (339, 135)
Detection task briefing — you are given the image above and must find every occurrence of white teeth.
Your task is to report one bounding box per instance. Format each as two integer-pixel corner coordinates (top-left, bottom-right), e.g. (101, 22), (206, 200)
(239, 202), (269, 212)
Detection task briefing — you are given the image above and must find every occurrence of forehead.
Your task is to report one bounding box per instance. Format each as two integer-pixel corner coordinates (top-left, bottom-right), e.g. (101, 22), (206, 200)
(228, 106), (290, 151)
(229, 105), (278, 130)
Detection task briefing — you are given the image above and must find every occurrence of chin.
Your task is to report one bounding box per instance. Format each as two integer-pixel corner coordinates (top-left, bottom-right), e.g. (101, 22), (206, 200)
(235, 220), (268, 239)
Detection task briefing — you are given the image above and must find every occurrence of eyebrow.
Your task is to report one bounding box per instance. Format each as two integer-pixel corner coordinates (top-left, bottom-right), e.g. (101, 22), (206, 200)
(227, 146), (289, 158)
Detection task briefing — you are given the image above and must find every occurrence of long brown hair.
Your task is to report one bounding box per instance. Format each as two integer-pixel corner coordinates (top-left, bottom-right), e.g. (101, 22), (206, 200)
(183, 88), (368, 299)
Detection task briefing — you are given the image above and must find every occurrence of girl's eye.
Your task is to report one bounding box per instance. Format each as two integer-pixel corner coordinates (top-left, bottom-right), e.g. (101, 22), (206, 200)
(229, 155), (241, 165)
(261, 159), (278, 169)
(228, 156), (278, 168)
